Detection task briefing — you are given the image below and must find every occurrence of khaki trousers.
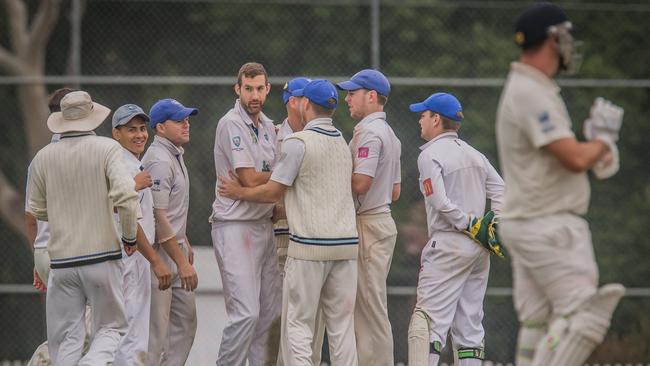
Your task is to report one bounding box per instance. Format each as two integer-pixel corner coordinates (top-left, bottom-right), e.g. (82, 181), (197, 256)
(280, 257), (358, 366)
(147, 242), (197, 366)
(355, 213), (397, 366)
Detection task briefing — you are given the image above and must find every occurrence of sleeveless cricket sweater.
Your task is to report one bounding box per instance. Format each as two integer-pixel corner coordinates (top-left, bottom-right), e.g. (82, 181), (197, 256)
(284, 126), (359, 261)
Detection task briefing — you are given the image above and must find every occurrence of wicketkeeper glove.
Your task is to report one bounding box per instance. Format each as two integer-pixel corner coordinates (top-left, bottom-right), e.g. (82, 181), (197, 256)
(583, 98), (624, 180)
(464, 210), (506, 258)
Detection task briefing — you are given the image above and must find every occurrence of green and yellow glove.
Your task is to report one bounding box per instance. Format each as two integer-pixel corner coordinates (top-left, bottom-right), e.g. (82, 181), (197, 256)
(464, 210), (506, 259)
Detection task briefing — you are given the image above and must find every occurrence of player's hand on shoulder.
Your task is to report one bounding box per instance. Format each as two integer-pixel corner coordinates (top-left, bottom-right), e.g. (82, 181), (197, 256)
(134, 170), (153, 191)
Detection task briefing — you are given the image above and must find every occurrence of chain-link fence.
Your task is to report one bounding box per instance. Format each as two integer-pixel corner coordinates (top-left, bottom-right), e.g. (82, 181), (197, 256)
(1, 0), (649, 364)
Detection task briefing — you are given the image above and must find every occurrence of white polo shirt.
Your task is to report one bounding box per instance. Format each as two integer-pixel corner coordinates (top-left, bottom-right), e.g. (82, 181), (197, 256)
(274, 119), (294, 166)
(496, 62), (590, 219)
(24, 134), (60, 250)
(418, 132), (505, 238)
(348, 112), (401, 215)
(142, 135), (190, 244)
(118, 147), (155, 245)
(211, 99), (277, 221)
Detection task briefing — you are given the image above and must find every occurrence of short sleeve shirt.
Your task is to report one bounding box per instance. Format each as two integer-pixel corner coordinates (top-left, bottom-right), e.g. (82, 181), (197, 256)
(211, 99), (277, 221)
(142, 135), (190, 243)
(348, 112), (401, 214)
(270, 119), (336, 186)
(496, 62), (590, 219)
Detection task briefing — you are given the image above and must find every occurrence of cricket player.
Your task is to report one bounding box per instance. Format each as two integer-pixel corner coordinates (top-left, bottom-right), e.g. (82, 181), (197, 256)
(25, 88), (73, 366)
(275, 77), (326, 366)
(143, 98), (199, 366)
(407, 92), (505, 366)
(111, 104), (173, 366)
(210, 62), (282, 366)
(496, 3), (625, 366)
(337, 68), (401, 366)
(219, 79), (359, 366)
(28, 91), (138, 365)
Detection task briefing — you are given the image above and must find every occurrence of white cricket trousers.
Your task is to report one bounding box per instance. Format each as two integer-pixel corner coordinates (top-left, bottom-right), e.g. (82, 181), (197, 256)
(280, 257), (358, 366)
(114, 250), (152, 366)
(355, 212), (397, 366)
(500, 213), (598, 321)
(275, 233), (325, 366)
(147, 242), (197, 366)
(46, 259), (127, 366)
(212, 219), (282, 366)
(416, 232), (489, 349)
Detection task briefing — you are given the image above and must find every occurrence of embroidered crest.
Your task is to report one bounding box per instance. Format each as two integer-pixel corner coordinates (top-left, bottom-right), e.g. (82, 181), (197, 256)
(264, 133), (269, 142)
(152, 179), (161, 192)
(262, 160), (271, 172)
(423, 178), (433, 197)
(358, 147), (369, 158)
(232, 136), (241, 147)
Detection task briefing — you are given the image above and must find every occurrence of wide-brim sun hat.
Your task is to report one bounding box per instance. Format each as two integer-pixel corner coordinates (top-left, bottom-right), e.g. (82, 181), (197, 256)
(47, 91), (111, 133)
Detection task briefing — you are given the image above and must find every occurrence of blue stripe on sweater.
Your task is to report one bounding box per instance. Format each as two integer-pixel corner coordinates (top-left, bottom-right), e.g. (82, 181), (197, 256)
(289, 234), (358, 246)
(307, 127), (341, 137)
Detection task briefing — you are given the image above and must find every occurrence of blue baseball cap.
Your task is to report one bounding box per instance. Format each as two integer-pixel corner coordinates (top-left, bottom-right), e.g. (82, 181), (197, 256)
(336, 69), (391, 97)
(282, 77), (312, 105)
(112, 104), (150, 128)
(149, 98), (198, 129)
(294, 79), (338, 110)
(409, 92), (464, 122)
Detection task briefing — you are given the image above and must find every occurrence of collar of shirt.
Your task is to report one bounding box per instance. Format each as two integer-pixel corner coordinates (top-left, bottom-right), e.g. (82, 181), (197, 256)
(354, 111), (386, 132)
(60, 131), (96, 139)
(419, 131), (459, 151)
(234, 99), (273, 130)
(511, 62), (560, 93)
(279, 118), (294, 134)
(120, 145), (142, 168)
(304, 117), (334, 130)
(153, 135), (184, 156)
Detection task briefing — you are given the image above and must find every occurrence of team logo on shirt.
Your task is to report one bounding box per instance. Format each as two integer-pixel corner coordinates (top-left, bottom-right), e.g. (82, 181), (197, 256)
(538, 111), (555, 133)
(264, 133), (269, 141)
(152, 179), (161, 192)
(358, 147), (369, 158)
(262, 160), (271, 172)
(423, 178), (433, 197)
(232, 136), (241, 147)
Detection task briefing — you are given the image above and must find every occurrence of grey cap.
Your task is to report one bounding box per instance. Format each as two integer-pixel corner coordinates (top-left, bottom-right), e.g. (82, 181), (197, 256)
(112, 104), (150, 128)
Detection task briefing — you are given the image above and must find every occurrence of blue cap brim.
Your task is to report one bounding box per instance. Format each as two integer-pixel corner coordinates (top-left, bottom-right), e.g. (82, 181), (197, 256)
(170, 107), (199, 121)
(336, 80), (363, 91)
(409, 103), (428, 113)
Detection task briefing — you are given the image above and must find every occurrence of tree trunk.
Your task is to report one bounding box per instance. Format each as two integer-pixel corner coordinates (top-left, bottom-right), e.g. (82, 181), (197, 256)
(18, 81), (50, 158)
(0, 170), (26, 237)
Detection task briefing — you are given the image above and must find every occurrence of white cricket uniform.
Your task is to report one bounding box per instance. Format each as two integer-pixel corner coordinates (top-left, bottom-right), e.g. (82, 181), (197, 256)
(274, 119), (325, 366)
(348, 111), (401, 366)
(272, 118), (359, 366)
(28, 132), (138, 366)
(113, 147), (155, 366)
(210, 99), (282, 366)
(143, 135), (196, 366)
(496, 62), (599, 362)
(416, 132), (504, 355)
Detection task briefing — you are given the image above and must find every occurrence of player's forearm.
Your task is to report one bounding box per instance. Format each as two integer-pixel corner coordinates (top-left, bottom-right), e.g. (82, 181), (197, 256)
(160, 237), (191, 268)
(25, 213), (37, 251)
(391, 183), (401, 202)
(238, 170), (272, 187)
(135, 224), (162, 266)
(431, 197), (470, 230)
(239, 183), (282, 203)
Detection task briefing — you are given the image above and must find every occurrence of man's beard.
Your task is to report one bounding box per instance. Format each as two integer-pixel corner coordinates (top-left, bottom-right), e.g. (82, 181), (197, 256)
(243, 100), (264, 115)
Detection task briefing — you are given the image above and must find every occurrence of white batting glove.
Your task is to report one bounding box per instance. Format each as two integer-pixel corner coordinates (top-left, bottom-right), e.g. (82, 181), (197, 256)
(592, 141), (619, 180)
(588, 97), (624, 142)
